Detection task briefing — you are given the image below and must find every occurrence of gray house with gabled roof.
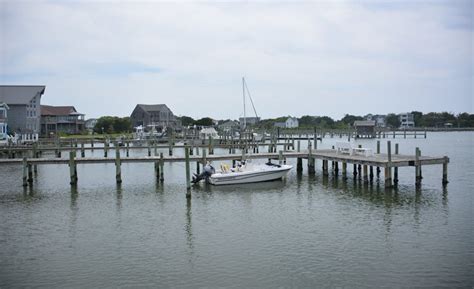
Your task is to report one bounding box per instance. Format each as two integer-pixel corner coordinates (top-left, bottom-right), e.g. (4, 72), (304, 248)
(130, 104), (180, 131)
(0, 85), (45, 134)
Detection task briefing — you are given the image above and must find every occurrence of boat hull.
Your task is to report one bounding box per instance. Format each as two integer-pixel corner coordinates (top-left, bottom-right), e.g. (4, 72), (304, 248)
(208, 165), (292, 185)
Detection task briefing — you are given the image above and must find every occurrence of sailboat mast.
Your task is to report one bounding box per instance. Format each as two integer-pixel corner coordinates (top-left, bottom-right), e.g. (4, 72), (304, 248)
(243, 77), (246, 130)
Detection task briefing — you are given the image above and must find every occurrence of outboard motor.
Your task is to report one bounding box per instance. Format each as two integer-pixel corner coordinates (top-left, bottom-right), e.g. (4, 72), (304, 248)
(192, 163), (215, 183)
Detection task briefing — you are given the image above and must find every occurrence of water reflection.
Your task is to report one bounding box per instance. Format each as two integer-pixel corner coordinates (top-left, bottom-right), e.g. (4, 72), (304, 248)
(185, 197), (194, 264)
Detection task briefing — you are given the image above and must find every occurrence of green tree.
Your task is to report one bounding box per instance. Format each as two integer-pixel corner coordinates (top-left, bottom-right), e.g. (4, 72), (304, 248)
(386, 113), (401, 128)
(341, 114), (364, 126)
(457, 113), (474, 127)
(179, 116), (195, 126)
(194, 117), (214, 126)
(411, 111), (423, 127)
(93, 116), (132, 134)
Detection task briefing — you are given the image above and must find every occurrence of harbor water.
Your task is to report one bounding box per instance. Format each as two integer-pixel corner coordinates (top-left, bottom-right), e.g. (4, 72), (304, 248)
(0, 132), (472, 288)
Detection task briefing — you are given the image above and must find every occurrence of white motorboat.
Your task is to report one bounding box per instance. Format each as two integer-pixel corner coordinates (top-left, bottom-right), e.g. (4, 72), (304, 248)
(192, 161), (292, 186)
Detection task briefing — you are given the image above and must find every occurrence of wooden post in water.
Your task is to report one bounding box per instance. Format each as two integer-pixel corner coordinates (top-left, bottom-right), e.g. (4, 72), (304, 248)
(353, 164), (357, 178)
(104, 140), (108, 158)
(208, 136), (213, 155)
(168, 138), (173, 156)
(297, 158), (303, 172)
(69, 151), (77, 185)
(81, 142), (85, 158)
(22, 157), (28, 187)
(159, 153), (164, 182)
(313, 134), (317, 150)
(147, 142), (151, 157)
(126, 141), (129, 157)
(297, 140), (301, 152)
(363, 165), (368, 183)
(376, 140), (381, 178)
(115, 147), (122, 184)
(278, 150), (283, 165)
(307, 143), (315, 174)
(342, 162), (347, 179)
(334, 161), (339, 176)
(385, 141), (392, 188)
(415, 147), (421, 187)
(442, 157), (448, 185)
(322, 159), (328, 176)
(185, 146), (191, 199)
(154, 159), (160, 182)
(394, 143), (399, 184)
(91, 139), (94, 150)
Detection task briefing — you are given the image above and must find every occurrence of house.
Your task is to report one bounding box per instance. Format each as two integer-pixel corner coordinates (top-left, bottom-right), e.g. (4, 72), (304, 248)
(85, 118), (98, 132)
(218, 120), (239, 132)
(365, 114), (386, 128)
(0, 103), (9, 141)
(40, 105), (85, 136)
(274, 117), (299, 128)
(130, 104), (180, 131)
(239, 117), (260, 129)
(353, 120), (376, 138)
(0, 85), (45, 134)
(399, 113), (415, 128)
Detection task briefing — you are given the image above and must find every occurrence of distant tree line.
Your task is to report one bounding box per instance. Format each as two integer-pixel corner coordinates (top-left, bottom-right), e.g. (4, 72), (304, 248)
(93, 116), (132, 134)
(178, 116), (214, 127)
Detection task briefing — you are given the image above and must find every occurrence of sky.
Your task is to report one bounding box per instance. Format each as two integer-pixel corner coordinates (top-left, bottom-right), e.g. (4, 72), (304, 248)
(0, 0), (472, 120)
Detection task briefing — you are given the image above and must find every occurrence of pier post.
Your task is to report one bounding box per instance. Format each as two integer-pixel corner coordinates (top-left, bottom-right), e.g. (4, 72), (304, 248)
(147, 142), (151, 157)
(126, 141), (129, 157)
(168, 139), (173, 156)
(363, 165), (368, 183)
(115, 147), (122, 184)
(154, 159), (160, 181)
(22, 157), (28, 187)
(369, 166), (374, 182)
(91, 139), (94, 149)
(334, 161), (339, 176)
(415, 147), (421, 187)
(376, 140), (381, 178)
(154, 141), (158, 156)
(313, 134), (317, 150)
(278, 150), (283, 165)
(69, 151), (77, 185)
(80, 142), (85, 158)
(104, 140), (108, 158)
(196, 161), (200, 175)
(442, 157), (448, 185)
(208, 136), (214, 155)
(159, 153), (164, 182)
(353, 164), (357, 178)
(322, 160), (328, 176)
(385, 141), (392, 188)
(185, 146), (191, 199)
(394, 143), (399, 184)
(297, 158), (303, 172)
(342, 162), (347, 179)
(307, 145), (315, 174)
(297, 140), (300, 152)
(32, 143), (38, 174)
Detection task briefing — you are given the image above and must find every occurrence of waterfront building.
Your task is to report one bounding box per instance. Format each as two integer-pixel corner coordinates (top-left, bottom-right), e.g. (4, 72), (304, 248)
(218, 120), (239, 132)
(130, 104), (180, 131)
(0, 85), (45, 134)
(274, 117), (299, 128)
(0, 103), (9, 140)
(40, 105), (85, 136)
(365, 114), (386, 128)
(85, 118), (98, 133)
(239, 117), (260, 129)
(353, 120), (376, 138)
(399, 112), (415, 128)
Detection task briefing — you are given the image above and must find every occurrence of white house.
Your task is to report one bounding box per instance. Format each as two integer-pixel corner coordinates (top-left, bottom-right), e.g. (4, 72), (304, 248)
(285, 117), (299, 128)
(399, 112), (415, 128)
(0, 102), (9, 141)
(275, 117), (299, 128)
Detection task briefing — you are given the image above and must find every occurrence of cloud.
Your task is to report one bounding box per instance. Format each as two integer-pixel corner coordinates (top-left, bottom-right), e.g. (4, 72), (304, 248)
(1, 0), (472, 119)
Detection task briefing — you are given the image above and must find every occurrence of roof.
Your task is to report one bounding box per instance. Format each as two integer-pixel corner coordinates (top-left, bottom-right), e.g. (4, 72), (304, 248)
(0, 85), (46, 104)
(137, 104), (171, 112)
(41, 105), (82, 116)
(354, 120), (376, 127)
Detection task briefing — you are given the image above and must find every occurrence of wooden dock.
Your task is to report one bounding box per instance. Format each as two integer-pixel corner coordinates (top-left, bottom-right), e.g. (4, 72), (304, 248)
(0, 140), (449, 194)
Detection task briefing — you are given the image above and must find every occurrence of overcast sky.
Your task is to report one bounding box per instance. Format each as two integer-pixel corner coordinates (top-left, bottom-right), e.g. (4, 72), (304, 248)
(1, 0), (472, 120)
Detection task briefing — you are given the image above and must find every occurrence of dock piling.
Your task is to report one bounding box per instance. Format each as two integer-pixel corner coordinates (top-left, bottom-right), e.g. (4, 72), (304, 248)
(115, 147), (122, 184)
(185, 146), (191, 199)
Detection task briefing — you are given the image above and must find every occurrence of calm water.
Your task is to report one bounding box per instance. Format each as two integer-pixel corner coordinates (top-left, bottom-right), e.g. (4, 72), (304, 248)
(0, 132), (472, 288)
